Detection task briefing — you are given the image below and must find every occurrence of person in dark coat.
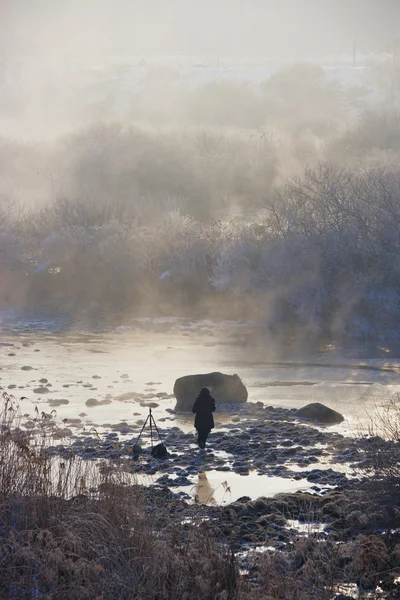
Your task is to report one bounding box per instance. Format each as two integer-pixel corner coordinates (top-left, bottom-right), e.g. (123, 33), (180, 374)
(192, 387), (216, 448)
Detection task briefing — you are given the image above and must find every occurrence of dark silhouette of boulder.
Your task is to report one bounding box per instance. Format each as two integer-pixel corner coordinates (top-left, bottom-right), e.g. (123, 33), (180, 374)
(174, 372), (248, 411)
(296, 402), (344, 425)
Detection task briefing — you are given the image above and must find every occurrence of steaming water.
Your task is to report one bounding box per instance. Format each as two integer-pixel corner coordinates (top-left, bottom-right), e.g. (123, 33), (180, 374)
(1, 314), (399, 500)
(1, 314), (398, 431)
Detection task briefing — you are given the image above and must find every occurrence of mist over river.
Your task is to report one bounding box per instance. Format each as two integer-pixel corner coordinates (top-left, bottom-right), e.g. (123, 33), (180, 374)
(1, 313), (399, 439)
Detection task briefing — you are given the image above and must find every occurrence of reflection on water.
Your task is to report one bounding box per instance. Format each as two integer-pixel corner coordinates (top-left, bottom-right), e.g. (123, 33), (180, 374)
(185, 470), (312, 505)
(193, 472), (219, 505)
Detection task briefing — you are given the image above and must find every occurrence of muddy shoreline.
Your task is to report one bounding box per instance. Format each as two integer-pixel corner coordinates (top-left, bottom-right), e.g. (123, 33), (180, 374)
(57, 403), (355, 490)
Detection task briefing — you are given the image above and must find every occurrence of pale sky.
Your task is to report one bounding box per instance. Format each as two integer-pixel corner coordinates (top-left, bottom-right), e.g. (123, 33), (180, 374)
(1, 0), (399, 61)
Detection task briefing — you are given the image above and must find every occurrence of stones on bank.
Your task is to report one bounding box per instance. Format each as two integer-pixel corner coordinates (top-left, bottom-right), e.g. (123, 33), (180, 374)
(295, 402), (344, 425)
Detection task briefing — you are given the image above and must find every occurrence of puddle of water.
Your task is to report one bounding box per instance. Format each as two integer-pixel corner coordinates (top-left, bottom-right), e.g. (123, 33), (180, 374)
(240, 544), (276, 554)
(236, 544), (277, 562)
(334, 583), (386, 599)
(286, 519), (326, 534)
(288, 462), (354, 476)
(131, 469), (313, 505)
(179, 470), (313, 505)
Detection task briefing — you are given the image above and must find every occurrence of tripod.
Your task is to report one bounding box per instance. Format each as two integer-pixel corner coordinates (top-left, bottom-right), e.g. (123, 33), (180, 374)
(133, 408), (163, 451)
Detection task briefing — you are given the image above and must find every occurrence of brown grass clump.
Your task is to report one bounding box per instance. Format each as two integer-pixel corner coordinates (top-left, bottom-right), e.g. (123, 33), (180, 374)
(247, 538), (340, 600)
(361, 398), (400, 515)
(245, 530), (400, 599)
(0, 390), (240, 599)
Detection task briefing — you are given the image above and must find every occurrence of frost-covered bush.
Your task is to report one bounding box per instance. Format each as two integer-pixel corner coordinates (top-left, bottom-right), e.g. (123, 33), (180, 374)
(5, 159), (400, 340)
(51, 123), (281, 222)
(3, 94), (400, 339)
(263, 163), (400, 338)
(333, 109), (400, 155)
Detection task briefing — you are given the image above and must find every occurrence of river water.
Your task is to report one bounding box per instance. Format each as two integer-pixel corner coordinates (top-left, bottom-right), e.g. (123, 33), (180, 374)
(1, 313), (399, 501)
(1, 314), (399, 431)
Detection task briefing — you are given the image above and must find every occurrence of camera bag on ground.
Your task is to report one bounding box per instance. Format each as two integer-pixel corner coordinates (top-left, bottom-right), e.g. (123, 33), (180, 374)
(151, 443), (168, 459)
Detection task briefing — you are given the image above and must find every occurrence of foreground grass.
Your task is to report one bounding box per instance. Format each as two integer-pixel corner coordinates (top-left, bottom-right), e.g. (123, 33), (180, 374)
(0, 391), (240, 599)
(1, 389), (400, 599)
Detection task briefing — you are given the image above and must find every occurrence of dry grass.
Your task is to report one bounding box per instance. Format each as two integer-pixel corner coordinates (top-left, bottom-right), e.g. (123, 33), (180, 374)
(1, 388), (400, 598)
(0, 390), (241, 599)
(348, 395), (400, 581)
(363, 397), (400, 504)
(249, 532), (400, 599)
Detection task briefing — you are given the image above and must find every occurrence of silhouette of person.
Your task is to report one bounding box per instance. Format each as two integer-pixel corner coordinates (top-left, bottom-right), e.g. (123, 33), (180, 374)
(192, 387), (216, 449)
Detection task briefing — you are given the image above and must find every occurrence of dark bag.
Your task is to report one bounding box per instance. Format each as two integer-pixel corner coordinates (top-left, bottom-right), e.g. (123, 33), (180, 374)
(151, 443), (168, 459)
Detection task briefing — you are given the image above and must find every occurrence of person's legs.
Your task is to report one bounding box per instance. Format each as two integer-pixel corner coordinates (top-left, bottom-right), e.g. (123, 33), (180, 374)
(198, 429), (210, 448)
(197, 430), (203, 447)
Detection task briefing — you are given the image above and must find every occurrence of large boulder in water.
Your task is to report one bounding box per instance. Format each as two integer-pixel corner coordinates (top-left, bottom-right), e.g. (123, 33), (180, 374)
(296, 402), (344, 425)
(174, 372), (248, 411)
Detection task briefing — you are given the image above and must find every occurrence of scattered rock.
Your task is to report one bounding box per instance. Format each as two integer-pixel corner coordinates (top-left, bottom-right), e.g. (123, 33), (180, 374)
(85, 398), (112, 407)
(39, 378), (48, 384)
(47, 399), (69, 407)
(115, 392), (142, 402)
(53, 428), (73, 439)
(140, 402), (159, 409)
(296, 403), (344, 425)
(21, 366), (34, 371)
(33, 387), (49, 394)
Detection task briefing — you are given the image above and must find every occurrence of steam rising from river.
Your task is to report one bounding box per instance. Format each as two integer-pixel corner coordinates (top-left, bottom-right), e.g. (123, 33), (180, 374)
(1, 1), (400, 345)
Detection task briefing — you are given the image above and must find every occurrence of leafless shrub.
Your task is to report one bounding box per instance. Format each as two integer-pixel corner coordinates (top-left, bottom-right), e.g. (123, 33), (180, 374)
(361, 398), (400, 514)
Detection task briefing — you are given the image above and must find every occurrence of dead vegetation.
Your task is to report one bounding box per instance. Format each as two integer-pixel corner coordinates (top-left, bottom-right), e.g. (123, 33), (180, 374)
(1, 388), (400, 598)
(0, 391), (241, 599)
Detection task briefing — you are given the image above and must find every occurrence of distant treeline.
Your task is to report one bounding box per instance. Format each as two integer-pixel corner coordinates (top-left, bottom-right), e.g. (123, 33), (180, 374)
(1, 64), (400, 339)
